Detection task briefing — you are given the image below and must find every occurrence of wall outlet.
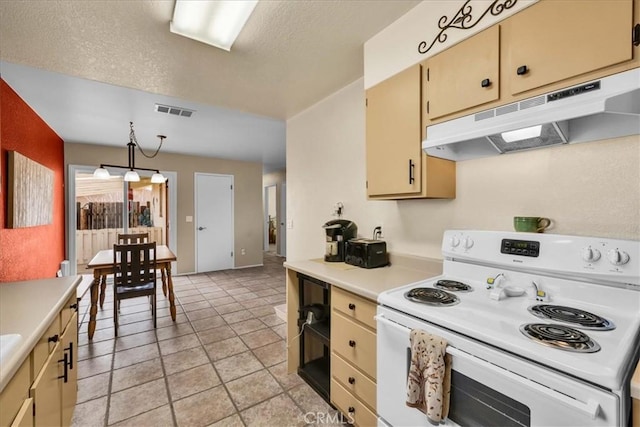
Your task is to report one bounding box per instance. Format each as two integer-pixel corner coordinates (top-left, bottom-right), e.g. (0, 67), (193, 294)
(186, 216), (193, 223)
(286, 219), (293, 229)
(241, 248), (246, 255)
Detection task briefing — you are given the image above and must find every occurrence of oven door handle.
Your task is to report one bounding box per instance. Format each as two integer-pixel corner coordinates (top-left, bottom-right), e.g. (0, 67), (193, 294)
(374, 313), (602, 420)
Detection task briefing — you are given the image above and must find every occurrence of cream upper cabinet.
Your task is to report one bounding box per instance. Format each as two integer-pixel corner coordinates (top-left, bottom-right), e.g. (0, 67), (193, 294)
(366, 65), (456, 200)
(366, 64), (422, 197)
(425, 25), (500, 121)
(503, 0), (634, 95)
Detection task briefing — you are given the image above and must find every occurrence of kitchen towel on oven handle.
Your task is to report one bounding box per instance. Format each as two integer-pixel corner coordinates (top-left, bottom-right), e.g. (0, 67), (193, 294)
(406, 329), (451, 425)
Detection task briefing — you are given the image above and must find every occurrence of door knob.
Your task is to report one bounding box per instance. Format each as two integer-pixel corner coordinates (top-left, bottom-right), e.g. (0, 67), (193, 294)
(198, 226), (207, 231)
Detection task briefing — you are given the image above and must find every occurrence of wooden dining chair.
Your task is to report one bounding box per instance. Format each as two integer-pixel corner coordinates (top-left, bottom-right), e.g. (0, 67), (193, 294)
(117, 232), (150, 244)
(112, 242), (157, 336)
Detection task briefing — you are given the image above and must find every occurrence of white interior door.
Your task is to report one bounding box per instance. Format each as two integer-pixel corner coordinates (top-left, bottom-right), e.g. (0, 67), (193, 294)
(195, 173), (234, 272)
(279, 182), (287, 257)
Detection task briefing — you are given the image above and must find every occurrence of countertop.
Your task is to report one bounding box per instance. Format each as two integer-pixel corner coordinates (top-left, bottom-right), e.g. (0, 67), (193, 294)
(632, 360), (640, 400)
(284, 254), (444, 301)
(0, 276), (81, 392)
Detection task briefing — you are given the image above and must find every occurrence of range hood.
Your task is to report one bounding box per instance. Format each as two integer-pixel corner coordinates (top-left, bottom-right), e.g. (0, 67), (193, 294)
(422, 68), (640, 161)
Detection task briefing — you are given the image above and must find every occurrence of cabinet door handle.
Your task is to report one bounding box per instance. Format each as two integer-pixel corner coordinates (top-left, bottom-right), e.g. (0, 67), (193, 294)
(69, 303), (78, 310)
(348, 377), (356, 384)
(348, 406), (355, 413)
(349, 340), (356, 347)
(48, 334), (59, 343)
(408, 159), (415, 184)
(58, 353), (69, 383)
(517, 65), (529, 75)
(481, 78), (491, 88)
(348, 303), (356, 310)
(64, 342), (74, 370)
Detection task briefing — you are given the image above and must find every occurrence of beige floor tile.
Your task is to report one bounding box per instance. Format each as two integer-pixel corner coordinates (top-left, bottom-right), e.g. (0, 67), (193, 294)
(201, 290), (229, 300)
(174, 288), (201, 297)
(78, 339), (114, 361)
(78, 327), (115, 345)
(225, 287), (250, 295)
(253, 340), (286, 367)
(260, 314), (285, 327)
(185, 307), (219, 321)
(208, 414), (244, 427)
(239, 393), (304, 427)
(181, 300), (213, 312)
(114, 330), (157, 351)
(225, 370), (283, 410)
(156, 322), (195, 341)
(78, 353), (113, 379)
(162, 346), (210, 375)
(288, 383), (334, 414)
(232, 293), (258, 302)
(248, 306), (275, 317)
(157, 313), (189, 328)
(71, 396), (107, 427)
(117, 319), (156, 336)
(110, 404), (174, 427)
(77, 372), (110, 403)
(209, 296), (237, 307)
(214, 302), (245, 315)
(108, 378), (169, 424)
(214, 351), (263, 383)
(111, 358), (164, 392)
(229, 319), (266, 335)
(158, 333), (201, 355)
(191, 315), (226, 332)
(271, 324), (287, 339)
(204, 336), (248, 361)
(239, 299), (271, 310)
(239, 329), (281, 350)
(173, 386), (236, 427)
(167, 363), (221, 401)
(113, 342), (160, 369)
(268, 361), (304, 390)
(198, 325), (237, 345)
(178, 294), (206, 304)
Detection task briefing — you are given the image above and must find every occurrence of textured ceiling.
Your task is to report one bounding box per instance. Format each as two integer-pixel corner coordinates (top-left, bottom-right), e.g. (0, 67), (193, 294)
(0, 0), (421, 119)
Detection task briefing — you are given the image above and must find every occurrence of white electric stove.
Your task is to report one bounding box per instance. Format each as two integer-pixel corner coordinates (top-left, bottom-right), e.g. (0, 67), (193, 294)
(376, 230), (640, 427)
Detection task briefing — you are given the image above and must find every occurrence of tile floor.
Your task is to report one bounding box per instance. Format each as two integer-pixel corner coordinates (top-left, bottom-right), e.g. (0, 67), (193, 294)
(72, 253), (339, 427)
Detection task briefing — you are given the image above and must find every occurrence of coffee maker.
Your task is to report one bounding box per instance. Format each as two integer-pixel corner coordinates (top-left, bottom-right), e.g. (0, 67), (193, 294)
(323, 219), (357, 262)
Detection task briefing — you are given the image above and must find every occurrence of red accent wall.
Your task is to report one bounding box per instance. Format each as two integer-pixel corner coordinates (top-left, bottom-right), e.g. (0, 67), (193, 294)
(1, 79), (65, 282)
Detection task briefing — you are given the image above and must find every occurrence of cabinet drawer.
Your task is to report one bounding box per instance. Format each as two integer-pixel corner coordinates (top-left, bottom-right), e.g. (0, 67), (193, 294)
(332, 311), (376, 379)
(331, 378), (377, 427)
(0, 358), (30, 427)
(60, 293), (78, 332)
(32, 317), (61, 379)
(332, 287), (376, 330)
(11, 398), (33, 427)
(331, 352), (376, 411)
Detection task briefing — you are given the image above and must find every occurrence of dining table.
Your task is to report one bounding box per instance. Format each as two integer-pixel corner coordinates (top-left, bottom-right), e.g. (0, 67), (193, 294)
(85, 244), (177, 340)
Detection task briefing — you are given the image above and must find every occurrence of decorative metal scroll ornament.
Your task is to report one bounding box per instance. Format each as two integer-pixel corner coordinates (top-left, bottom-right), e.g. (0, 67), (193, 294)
(418, 0), (518, 54)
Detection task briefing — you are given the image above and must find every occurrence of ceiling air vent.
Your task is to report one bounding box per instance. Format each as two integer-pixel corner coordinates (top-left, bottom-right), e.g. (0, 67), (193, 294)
(154, 103), (195, 118)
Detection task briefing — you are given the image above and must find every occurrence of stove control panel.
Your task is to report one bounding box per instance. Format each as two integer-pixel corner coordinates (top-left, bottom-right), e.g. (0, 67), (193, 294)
(500, 239), (540, 257)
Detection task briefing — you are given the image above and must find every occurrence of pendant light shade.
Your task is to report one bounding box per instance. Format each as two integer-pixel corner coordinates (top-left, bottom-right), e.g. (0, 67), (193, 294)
(93, 167), (111, 179)
(150, 173), (166, 184)
(124, 170), (140, 182)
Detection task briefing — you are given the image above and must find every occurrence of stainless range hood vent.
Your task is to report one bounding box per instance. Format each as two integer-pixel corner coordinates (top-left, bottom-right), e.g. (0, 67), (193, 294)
(423, 68), (640, 161)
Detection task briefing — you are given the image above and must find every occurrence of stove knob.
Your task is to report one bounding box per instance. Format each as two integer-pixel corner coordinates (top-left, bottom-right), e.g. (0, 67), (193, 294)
(581, 246), (601, 263)
(450, 236), (460, 248)
(607, 249), (630, 266)
(463, 237), (474, 249)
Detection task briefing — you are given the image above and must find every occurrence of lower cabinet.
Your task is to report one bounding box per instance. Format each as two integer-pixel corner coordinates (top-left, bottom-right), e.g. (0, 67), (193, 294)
(0, 295), (78, 426)
(330, 287), (377, 427)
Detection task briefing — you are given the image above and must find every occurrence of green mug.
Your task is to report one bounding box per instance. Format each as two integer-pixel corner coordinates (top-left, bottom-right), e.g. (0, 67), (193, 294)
(514, 216), (551, 233)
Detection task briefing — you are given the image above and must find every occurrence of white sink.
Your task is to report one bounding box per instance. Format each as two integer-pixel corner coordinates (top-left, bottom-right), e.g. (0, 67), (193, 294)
(0, 334), (23, 365)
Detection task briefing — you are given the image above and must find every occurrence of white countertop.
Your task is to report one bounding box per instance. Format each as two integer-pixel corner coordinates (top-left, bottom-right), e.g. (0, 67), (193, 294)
(284, 254), (444, 301)
(0, 276), (81, 392)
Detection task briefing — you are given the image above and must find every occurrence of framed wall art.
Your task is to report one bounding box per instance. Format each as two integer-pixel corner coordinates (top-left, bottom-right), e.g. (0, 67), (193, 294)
(7, 151), (53, 228)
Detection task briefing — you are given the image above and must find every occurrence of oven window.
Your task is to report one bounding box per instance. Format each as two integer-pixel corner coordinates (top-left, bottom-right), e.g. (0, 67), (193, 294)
(449, 371), (531, 427)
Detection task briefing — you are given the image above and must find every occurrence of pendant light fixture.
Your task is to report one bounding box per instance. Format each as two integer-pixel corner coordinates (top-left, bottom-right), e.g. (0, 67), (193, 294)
(93, 122), (167, 183)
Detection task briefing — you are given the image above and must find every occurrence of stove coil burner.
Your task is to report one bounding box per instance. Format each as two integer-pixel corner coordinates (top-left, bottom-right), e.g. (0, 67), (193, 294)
(404, 287), (459, 306)
(520, 323), (600, 353)
(528, 305), (615, 330)
(434, 280), (473, 292)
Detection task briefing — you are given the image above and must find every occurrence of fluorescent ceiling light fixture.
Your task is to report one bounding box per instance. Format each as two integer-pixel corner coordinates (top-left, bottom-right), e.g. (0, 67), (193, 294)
(501, 125), (542, 143)
(170, 0), (259, 51)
